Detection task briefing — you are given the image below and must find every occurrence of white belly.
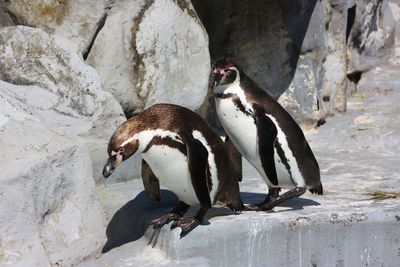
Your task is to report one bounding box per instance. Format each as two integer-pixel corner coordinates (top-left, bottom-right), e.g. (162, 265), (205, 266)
(142, 145), (201, 206)
(215, 98), (267, 181)
(215, 98), (298, 188)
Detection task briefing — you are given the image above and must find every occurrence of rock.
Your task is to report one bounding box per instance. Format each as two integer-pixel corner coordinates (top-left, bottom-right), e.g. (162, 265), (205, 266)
(86, 0), (210, 117)
(0, 25), (142, 183)
(279, 0), (349, 127)
(0, 82), (105, 266)
(0, 0), (15, 27)
(3, 0), (106, 54)
(347, 0), (395, 74)
(0, 26), (140, 265)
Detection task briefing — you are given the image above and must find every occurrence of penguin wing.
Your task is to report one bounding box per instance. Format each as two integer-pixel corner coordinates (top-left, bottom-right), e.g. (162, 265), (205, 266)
(225, 135), (242, 182)
(141, 159), (161, 202)
(255, 112), (279, 185)
(180, 132), (212, 209)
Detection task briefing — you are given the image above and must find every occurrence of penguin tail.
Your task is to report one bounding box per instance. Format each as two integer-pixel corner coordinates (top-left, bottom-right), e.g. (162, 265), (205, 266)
(309, 183), (323, 195)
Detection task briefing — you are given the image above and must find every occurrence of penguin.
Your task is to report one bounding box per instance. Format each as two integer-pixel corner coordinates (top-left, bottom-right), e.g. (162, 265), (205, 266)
(211, 57), (322, 211)
(102, 103), (244, 236)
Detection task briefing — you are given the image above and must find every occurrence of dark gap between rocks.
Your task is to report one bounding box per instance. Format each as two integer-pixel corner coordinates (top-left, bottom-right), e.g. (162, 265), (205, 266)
(346, 5), (356, 44)
(83, 13), (107, 60)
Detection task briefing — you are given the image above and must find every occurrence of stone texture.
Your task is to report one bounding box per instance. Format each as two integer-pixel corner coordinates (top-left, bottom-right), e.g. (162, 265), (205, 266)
(86, 0), (210, 117)
(0, 25), (142, 183)
(0, 26), (138, 266)
(0, 81), (106, 266)
(3, 0), (106, 54)
(0, 26), (124, 136)
(0, 0), (15, 27)
(347, 0), (395, 74)
(279, 0), (349, 127)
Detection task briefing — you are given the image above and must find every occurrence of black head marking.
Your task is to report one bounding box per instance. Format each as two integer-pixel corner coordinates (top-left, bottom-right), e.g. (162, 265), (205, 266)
(212, 57), (239, 87)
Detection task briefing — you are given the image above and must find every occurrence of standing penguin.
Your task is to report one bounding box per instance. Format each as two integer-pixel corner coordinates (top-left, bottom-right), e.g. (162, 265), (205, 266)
(102, 104), (244, 236)
(212, 57), (322, 211)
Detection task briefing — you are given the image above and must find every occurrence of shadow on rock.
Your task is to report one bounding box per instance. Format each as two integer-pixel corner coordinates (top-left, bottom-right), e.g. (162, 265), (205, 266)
(102, 190), (320, 253)
(102, 189), (179, 253)
(241, 191), (320, 208)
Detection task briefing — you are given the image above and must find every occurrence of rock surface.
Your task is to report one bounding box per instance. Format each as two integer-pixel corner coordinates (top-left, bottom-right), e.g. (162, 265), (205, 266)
(0, 26), (134, 266)
(77, 58), (400, 265)
(347, 0), (395, 74)
(0, 0), (14, 27)
(86, 0), (210, 117)
(3, 0), (106, 54)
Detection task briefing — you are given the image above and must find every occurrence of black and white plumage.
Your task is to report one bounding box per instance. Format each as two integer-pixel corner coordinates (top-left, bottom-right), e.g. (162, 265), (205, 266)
(212, 57), (322, 210)
(103, 103), (244, 236)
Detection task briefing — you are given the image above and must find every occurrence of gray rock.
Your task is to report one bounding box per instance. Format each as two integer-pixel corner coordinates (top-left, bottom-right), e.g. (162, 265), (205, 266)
(0, 26), (140, 265)
(86, 0), (210, 117)
(0, 83), (105, 266)
(2, 0), (106, 54)
(347, 0), (395, 74)
(0, 0), (14, 27)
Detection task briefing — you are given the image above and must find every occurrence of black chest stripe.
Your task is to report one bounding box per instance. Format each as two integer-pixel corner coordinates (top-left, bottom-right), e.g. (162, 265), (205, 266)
(214, 92), (253, 117)
(274, 141), (295, 184)
(143, 136), (186, 154)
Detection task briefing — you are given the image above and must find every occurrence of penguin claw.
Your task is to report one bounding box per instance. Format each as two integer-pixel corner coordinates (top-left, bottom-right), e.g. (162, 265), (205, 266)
(243, 204), (260, 211)
(170, 217), (200, 238)
(150, 213), (181, 229)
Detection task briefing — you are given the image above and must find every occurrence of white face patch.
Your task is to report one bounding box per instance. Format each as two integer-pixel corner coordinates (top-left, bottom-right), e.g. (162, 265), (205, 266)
(121, 129), (183, 154)
(116, 154), (123, 166)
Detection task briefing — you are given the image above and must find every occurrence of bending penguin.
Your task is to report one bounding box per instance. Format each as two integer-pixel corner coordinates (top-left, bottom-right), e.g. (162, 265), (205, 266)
(103, 103), (244, 237)
(212, 57), (323, 211)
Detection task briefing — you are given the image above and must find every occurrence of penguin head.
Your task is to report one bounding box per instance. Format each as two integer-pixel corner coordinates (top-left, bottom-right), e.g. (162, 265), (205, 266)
(103, 124), (140, 178)
(212, 57), (240, 89)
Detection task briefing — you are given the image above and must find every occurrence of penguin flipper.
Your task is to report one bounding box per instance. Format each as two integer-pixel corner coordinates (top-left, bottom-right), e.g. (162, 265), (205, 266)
(180, 132), (212, 209)
(225, 135), (242, 182)
(141, 159), (161, 202)
(255, 112), (279, 186)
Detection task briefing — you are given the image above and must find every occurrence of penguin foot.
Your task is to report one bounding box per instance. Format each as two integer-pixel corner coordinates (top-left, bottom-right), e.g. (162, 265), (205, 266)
(150, 201), (190, 229)
(150, 213), (181, 229)
(244, 187), (306, 211)
(257, 187), (307, 211)
(170, 217), (200, 238)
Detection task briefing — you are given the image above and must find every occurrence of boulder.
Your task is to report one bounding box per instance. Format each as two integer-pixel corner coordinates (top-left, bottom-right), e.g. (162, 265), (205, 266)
(86, 0), (210, 117)
(0, 81), (105, 266)
(347, 0), (395, 74)
(3, 0), (106, 54)
(0, 26), (139, 265)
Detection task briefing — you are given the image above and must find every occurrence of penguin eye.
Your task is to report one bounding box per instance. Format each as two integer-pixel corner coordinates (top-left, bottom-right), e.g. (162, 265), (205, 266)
(224, 68), (230, 73)
(118, 147), (124, 153)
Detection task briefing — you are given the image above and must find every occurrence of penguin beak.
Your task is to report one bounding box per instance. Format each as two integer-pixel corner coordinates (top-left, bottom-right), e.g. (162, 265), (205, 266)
(213, 70), (223, 89)
(103, 157), (115, 178)
(102, 154), (122, 178)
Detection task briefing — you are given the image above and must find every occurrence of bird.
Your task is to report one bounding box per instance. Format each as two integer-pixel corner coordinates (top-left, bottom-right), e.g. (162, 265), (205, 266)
(211, 57), (322, 211)
(102, 103), (244, 236)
